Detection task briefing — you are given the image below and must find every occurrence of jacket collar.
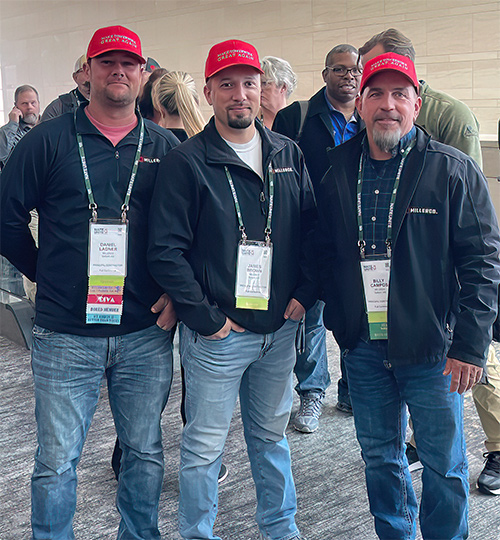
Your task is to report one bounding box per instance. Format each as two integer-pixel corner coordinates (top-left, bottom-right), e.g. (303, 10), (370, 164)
(203, 116), (285, 168)
(74, 104), (153, 146)
(326, 125), (431, 249)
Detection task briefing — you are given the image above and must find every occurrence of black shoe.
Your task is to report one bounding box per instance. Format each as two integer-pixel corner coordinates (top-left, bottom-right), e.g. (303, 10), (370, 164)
(477, 451), (500, 495)
(405, 443), (423, 473)
(336, 400), (353, 415)
(218, 463), (228, 483)
(111, 438), (122, 481)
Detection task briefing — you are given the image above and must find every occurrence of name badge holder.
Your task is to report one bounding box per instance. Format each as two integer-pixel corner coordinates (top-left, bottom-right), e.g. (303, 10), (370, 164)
(75, 111), (144, 324)
(225, 165), (274, 311)
(356, 139), (414, 340)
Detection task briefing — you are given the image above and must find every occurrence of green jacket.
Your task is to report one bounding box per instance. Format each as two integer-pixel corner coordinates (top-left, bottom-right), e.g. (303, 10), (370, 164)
(416, 81), (482, 168)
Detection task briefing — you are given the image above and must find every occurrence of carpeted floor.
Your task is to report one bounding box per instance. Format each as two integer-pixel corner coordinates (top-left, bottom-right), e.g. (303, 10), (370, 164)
(1, 334), (499, 539)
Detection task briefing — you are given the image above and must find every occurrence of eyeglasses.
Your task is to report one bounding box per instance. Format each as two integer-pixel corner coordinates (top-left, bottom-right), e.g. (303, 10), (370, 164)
(325, 66), (363, 77)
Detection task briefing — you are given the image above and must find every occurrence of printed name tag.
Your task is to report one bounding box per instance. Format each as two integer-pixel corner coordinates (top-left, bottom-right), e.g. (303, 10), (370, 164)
(360, 258), (391, 340)
(235, 241), (273, 310)
(86, 220), (128, 325)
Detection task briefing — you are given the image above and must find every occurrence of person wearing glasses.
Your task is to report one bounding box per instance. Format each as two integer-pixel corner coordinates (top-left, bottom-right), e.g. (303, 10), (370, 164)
(273, 44), (363, 433)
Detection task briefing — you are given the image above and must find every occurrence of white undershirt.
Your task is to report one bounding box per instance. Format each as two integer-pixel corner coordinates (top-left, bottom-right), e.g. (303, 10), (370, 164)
(223, 130), (263, 179)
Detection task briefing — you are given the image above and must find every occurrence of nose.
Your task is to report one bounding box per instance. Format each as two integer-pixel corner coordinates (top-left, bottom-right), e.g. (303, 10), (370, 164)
(380, 93), (396, 110)
(112, 63), (125, 77)
(343, 69), (355, 80)
(232, 82), (246, 102)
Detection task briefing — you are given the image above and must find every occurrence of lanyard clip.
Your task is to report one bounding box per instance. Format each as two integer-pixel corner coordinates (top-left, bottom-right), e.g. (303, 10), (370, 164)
(358, 240), (366, 259)
(385, 240), (392, 259)
(239, 225), (247, 243)
(121, 204), (129, 223)
(89, 203), (98, 222)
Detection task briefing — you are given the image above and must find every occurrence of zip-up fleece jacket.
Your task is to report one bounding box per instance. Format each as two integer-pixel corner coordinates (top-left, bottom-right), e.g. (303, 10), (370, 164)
(0, 105), (179, 336)
(316, 127), (500, 368)
(148, 117), (318, 336)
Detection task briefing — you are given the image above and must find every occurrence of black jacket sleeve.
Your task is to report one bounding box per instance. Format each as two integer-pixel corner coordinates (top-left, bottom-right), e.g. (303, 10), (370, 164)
(447, 157), (500, 365)
(0, 127), (47, 281)
(148, 150), (227, 336)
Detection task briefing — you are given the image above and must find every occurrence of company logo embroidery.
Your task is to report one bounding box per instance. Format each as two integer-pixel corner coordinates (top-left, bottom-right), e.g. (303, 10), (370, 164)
(139, 156), (160, 164)
(272, 167), (293, 173)
(408, 207), (438, 215)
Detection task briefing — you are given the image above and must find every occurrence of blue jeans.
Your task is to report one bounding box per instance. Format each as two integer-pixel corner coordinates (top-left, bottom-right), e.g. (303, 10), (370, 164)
(31, 324), (173, 539)
(178, 320), (300, 540)
(344, 340), (468, 540)
(293, 300), (331, 397)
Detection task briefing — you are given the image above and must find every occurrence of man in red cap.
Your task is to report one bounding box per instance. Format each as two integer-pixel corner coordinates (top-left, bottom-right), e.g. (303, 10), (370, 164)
(315, 53), (500, 539)
(149, 39), (315, 539)
(0, 25), (179, 538)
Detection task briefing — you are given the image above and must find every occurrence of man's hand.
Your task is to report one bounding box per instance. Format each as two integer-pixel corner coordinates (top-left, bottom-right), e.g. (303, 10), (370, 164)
(443, 357), (483, 394)
(284, 298), (306, 321)
(151, 293), (177, 331)
(206, 317), (245, 340)
(8, 106), (22, 123)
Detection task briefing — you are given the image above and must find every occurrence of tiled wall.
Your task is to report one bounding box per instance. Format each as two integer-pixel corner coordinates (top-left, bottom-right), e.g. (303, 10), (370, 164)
(1, 0), (499, 135)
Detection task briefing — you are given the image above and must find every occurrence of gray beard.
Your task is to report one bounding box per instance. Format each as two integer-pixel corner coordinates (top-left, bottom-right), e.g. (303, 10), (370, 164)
(373, 127), (402, 154)
(22, 113), (38, 126)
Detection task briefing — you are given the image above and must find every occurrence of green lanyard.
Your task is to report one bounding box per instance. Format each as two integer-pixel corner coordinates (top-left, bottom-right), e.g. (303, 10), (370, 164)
(224, 164), (275, 245)
(356, 139), (415, 259)
(75, 111), (145, 222)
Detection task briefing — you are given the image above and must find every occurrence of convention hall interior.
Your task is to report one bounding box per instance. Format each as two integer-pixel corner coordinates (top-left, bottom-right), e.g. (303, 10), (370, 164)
(1, 1), (500, 538)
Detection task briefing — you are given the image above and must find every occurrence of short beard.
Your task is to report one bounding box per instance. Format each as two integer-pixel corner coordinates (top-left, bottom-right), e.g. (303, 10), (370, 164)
(227, 114), (253, 130)
(372, 126), (402, 154)
(22, 113), (38, 125)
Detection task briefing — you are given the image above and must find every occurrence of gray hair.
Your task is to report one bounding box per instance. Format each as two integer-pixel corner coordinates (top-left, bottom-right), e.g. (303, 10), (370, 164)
(14, 84), (39, 104)
(260, 56), (297, 98)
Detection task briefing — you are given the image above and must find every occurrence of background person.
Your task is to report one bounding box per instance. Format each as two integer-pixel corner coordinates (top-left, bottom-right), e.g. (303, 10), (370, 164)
(260, 55), (297, 129)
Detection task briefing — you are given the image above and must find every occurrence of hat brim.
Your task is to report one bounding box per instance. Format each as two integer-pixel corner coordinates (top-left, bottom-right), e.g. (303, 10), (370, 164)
(206, 61), (264, 81)
(88, 48), (146, 65)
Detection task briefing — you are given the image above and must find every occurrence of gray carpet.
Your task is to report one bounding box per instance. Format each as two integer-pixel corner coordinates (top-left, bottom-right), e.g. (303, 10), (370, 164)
(1, 334), (499, 539)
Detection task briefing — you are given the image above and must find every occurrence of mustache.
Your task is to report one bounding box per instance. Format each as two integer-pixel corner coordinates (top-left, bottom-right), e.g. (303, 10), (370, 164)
(374, 114), (402, 122)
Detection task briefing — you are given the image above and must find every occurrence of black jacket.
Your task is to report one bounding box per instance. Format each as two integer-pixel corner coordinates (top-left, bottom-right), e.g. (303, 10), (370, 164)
(272, 87), (362, 189)
(316, 127), (500, 368)
(148, 118), (317, 336)
(41, 88), (89, 122)
(0, 106), (179, 336)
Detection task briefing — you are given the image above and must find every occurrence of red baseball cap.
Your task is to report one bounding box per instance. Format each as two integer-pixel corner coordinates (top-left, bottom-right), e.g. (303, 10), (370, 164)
(360, 52), (419, 94)
(205, 39), (263, 80)
(87, 25), (146, 64)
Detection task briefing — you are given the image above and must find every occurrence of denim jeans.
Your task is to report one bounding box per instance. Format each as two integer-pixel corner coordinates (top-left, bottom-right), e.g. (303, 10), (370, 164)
(293, 300), (331, 397)
(178, 319), (300, 540)
(343, 340), (468, 540)
(31, 324), (173, 539)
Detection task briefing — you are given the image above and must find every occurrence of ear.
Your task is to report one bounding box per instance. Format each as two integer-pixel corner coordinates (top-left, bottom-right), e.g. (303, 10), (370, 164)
(355, 94), (363, 119)
(84, 61), (91, 78)
(279, 84), (287, 95)
(204, 83), (213, 106)
(413, 95), (422, 121)
(322, 68), (328, 84)
(72, 73), (78, 84)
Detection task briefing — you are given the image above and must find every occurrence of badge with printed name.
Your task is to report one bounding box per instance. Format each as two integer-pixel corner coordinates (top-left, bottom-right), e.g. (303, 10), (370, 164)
(86, 219), (128, 325)
(360, 258), (391, 340)
(235, 241), (273, 310)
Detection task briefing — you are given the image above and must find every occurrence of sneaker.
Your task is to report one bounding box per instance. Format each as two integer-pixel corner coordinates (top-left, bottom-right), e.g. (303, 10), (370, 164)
(292, 394), (324, 433)
(405, 442), (423, 473)
(477, 451), (500, 495)
(218, 463), (228, 483)
(258, 534), (305, 540)
(336, 400), (353, 415)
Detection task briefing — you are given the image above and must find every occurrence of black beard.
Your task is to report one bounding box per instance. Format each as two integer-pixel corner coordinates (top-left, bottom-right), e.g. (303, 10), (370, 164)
(227, 114), (253, 129)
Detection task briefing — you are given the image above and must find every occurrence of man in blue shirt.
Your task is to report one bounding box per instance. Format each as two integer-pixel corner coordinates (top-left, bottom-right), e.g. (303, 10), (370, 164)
(273, 44), (362, 431)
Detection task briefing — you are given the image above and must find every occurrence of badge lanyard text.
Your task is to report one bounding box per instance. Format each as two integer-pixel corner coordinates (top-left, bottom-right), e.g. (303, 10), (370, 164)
(225, 165), (274, 310)
(75, 111), (144, 324)
(357, 140), (415, 339)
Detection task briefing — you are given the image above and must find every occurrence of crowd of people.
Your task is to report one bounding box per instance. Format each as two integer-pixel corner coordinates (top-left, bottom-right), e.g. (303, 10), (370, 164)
(1, 22), (500, 540)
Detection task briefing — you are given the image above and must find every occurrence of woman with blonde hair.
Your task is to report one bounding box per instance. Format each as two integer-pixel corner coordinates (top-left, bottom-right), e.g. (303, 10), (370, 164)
(151, 70), (206, 141)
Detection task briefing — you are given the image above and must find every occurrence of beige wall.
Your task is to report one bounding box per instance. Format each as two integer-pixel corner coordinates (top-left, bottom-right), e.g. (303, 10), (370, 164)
(1, 0), (500, 135)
